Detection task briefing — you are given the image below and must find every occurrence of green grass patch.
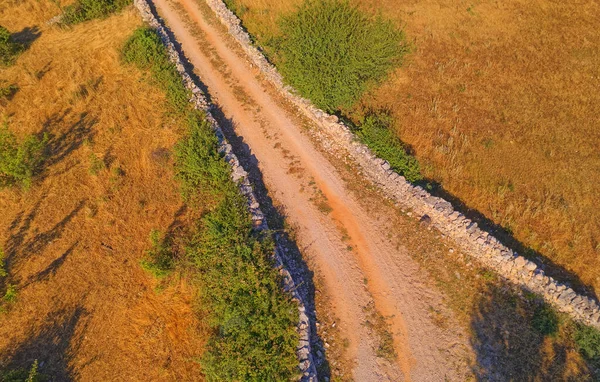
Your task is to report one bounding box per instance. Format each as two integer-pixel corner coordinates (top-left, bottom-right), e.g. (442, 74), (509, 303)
(123, 27), (299, 380)
(277, 0), (408, 112)
(62, 0), (131, 24)
(354, 113), (422, 182)
(122, 27), (191, 114)
(0, 26), (24, 67)
(0, 123), (47, 189)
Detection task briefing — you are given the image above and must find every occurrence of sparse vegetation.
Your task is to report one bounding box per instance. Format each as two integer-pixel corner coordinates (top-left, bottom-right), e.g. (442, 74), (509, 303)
(124, 27), (299, 380)
(0, 123), (47, 189)
(0, 26), (23, 67)
(277, 0), (408, 112)
(87, 153), (105, 175)
(62, 0), (131, 24)
(122, 27), (191, 114)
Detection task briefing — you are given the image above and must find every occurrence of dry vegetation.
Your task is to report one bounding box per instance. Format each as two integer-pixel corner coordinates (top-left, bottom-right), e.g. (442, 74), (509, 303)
(223, 0), (600, 307)
(0, 1), (205, 380)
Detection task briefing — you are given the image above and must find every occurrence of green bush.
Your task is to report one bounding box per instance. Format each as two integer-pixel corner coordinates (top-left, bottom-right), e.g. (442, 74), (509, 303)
(0, 26), (24, 67)
(278, 0), (408, 112)
(123, 27), (299, 379)
(177, 123), (298, 380)
(141, 230), (175, 278)
(122, 28), (190, 114)
(0, 124), (47, 189)
(355, 113), (422, 182)
(574, 324), (600, 360)
(531, 304), (559, 336)
(62, 0), (131, 24)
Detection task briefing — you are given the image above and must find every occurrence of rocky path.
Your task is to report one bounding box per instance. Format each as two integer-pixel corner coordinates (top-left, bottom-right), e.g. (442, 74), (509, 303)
(151, 0), (471, 379)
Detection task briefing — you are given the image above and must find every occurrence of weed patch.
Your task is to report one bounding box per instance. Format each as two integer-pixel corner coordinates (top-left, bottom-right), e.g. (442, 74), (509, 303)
(0, 123), (47, 189)
(278, 0), (408, 112)
(62, 0), (131, 24)
(574, 324), (600, 361)
(140, 230), (175, 278)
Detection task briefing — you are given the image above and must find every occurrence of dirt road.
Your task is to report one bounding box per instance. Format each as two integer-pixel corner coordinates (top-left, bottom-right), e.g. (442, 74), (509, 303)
(151, 0), (470, 379)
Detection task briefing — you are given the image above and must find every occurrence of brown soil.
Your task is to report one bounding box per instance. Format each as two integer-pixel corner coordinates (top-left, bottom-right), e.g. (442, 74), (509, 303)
(152, 0), (474, 379)
(0, 3), (205, 380)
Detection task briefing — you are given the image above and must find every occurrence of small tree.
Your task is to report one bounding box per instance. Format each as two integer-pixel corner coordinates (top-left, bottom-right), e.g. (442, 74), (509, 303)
(0, 124), (47, 189)
(0, 26), (24, 66)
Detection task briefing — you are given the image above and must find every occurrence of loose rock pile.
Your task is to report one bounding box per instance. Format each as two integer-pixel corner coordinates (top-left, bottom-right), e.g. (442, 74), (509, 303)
(205, 0), (600, 329)
(133, 1), (318, 379)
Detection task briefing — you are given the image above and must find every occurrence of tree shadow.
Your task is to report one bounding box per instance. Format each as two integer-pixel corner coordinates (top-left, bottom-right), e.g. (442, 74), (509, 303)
(0, 305), (88, 381)
(424, 179), (600, 303)
(471, 283), (593, 381)
(40, 110), (98, 172)
(10, 26), (41, 50)
(24, 242), (78, 287)
(2, 199), (85, 290)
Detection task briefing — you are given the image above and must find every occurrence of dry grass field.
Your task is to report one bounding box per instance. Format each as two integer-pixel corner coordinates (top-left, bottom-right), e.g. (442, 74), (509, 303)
(0, 2), (206, 379)
(223, 0), (600, 296)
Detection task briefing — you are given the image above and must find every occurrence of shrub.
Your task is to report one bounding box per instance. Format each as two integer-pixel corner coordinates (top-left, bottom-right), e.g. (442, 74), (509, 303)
(574, 324), (600, 360)
(0, 124), (47, 189)
(531, 304), (559, 336)
(141, 230), (174, 278)
(1, 360), (43, 382)
(278, 0), (408, 112)
(122, 28), (190, 114)
(0, 26), (24, 67)
(62, 0), (131, 24)
(355, 113), (422, 182)
(174, 113), (298, 381)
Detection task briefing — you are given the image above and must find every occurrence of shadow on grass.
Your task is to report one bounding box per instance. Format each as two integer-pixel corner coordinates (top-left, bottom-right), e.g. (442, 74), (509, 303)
(471, 283), (594, 381)
(424, 179), (600, 303)
(2, 199), (85, 293)
(0, 305), (88, 381)
(11, 26), (41, 50)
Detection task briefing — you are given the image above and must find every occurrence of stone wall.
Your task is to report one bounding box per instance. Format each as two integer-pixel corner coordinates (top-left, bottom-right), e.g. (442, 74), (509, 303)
(204, 0), (600, 329)
(133, 1), (318, 380)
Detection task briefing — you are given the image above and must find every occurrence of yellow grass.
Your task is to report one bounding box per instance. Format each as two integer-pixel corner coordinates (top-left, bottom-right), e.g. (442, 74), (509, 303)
(0, 2), (205, 379)
(224, 0), (600, 295)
